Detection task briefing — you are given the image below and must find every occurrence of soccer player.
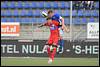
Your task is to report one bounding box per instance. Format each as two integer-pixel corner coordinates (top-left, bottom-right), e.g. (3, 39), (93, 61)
(47, 10), (68, 53)
(39, 18), (60, 64)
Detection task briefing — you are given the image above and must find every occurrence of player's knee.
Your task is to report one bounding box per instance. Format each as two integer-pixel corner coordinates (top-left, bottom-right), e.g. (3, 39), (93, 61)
(46, 43), (52, 46)
(52, 43), (57, 48)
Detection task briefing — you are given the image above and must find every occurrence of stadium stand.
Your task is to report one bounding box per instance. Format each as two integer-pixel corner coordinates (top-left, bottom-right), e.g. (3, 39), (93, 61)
(1, 1), (99, 24)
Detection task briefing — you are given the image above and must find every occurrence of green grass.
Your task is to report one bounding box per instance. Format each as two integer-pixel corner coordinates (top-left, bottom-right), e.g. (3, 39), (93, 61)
(1, 57), (99, 66)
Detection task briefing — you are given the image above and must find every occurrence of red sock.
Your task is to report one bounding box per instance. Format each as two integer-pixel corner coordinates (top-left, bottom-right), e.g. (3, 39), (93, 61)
(51, 47), (56, 61)
(47, 47), (51, 58)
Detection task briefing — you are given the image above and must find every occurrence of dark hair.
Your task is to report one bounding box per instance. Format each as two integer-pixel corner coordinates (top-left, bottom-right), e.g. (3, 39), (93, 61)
(48, 10), (53, 14)
(46, 17), (51, 20)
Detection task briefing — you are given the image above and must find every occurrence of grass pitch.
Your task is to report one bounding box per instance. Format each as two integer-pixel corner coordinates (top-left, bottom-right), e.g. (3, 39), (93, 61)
(1, 57), (99, 66)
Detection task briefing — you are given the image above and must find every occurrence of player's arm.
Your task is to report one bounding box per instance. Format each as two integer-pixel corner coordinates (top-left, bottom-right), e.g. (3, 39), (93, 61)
(38, 22), (48, 28)
(59, 16), (65, 30)
(60, 16), (64, 27)
(38, 24), (44, 28)
(38, 23), (45, 28)
(38, 17), (52, 28)
(63, 25), (69, 32)
(57, 14), (67, 31)
(60, 16), (69, 32)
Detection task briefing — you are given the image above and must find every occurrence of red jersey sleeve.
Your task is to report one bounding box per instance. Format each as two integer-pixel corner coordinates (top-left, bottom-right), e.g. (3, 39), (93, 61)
(43, 22), (49, 26)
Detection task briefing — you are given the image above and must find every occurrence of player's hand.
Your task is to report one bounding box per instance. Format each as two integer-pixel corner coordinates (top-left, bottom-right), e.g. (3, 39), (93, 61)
(63, 25), (70, 32)
(66, 28), (70, 32)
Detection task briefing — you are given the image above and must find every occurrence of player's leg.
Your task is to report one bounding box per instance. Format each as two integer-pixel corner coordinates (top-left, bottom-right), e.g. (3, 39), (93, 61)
(50, 36), (58, 61)
(46, 35), (53, 64)
(46, 41), (52, 58)
(47, 44), (53, 64)
(50, 44), (57, 61)
(58, 28), (64, 52)
(59, 37), (64, 51)
(48, 34), (59, 63)
(46, 43), (51, 58)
